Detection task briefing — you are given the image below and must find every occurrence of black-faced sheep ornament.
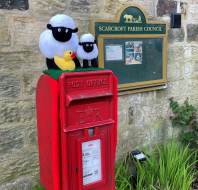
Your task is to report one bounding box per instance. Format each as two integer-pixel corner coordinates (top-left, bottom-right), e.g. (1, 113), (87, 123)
(39, 14), (80, 70)
(77, 33), (98, 68)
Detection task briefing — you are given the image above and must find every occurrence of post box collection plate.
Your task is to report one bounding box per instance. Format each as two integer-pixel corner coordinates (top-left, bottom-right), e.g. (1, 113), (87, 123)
(82, 139), (102, 185)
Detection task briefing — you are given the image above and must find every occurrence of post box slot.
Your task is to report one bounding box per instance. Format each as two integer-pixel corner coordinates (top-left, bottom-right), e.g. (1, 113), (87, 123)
(62, 96), (115, 132)
(65, 92), (113, 106)
(63, 119), (115, 132)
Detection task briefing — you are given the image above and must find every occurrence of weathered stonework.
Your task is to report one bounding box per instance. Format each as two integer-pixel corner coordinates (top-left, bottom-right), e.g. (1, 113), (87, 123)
(0, 0), (198, 189)
(0, 101), (35, 125)
(157, 0), (177, 16)
(168, 28), (185, 43)
(0, 74), (21, 99)
(187, 24), (198, 42)
(0, 15), (10, 46)
(188, 3), (198, 24)
(0, 0), (29, 10)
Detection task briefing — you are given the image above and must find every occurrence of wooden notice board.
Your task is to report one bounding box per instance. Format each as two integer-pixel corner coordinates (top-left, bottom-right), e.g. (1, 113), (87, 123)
(90, 5), (167, 92)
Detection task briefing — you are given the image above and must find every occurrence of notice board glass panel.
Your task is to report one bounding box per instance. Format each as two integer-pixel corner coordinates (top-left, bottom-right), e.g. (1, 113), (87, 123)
(103, 37), (163, 85)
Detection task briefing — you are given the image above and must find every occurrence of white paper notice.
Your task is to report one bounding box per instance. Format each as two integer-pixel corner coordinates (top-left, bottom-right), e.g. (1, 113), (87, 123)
(82, 139), (102, 186)
(105, 45), (123, 61)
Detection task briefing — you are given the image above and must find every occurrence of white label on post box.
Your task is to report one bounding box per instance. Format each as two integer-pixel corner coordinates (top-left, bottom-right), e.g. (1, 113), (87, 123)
(82, 139), (102, 185)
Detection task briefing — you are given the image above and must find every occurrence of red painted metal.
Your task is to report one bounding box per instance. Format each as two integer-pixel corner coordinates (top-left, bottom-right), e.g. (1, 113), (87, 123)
(36, 74), (61, 190)
(36, 70), (118, 190)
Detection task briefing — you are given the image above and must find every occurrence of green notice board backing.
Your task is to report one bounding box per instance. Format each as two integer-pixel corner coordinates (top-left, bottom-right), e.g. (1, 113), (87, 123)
(91, 5), (167, 92)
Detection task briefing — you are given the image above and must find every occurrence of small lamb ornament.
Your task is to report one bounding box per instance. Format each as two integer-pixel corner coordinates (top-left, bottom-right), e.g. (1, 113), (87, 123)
(77, 33), (99, 68)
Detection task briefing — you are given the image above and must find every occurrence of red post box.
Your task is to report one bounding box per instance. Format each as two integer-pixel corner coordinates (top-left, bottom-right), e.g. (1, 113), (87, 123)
(36, 70), (118, 190)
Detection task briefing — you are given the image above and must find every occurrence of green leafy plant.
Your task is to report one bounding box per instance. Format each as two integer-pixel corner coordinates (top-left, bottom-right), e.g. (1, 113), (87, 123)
(32, 184), (45, 190)
(115, 157), (133, 190)
(135, 142), (197, 190)
(169, 98), (198, 148)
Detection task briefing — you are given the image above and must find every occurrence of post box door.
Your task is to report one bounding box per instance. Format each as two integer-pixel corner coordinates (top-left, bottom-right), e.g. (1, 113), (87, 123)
(59, 71), (117, 190)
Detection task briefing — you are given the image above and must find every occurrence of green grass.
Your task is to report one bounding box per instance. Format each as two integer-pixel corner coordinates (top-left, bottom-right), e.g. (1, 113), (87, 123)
(33, 142), (197, 190)
(115, 157), (133, 190)
(135, 141), (197, 190)
(32, 184), (45, 190)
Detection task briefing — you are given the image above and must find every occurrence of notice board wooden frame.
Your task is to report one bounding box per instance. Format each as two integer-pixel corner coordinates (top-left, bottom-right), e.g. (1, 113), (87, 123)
(90, 5), (168, 93)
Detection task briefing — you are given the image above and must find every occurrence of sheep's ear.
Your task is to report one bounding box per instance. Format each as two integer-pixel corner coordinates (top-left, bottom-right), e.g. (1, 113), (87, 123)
(47, 24), (52, 30)
(94, 39), (97, 44)
(73, 28), (78, 33)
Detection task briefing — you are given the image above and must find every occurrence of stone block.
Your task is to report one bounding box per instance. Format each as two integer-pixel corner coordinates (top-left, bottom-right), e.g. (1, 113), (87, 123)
(22, 51), (46, 71)
(0, 74), (20, 99)
(12, 17), (44, 51)
(0, 177), (33, 190)
(0, 149), (39, 184)
(30, 0), (66, 19)
(0, 52), (24, 73)
(117, 124), (150, 159)
(26, 124), (37, 145)
(168, 28), (185, 43)
(19, 101), (36, 123)
(157, 0), (177, 16)
(22, 71), (41, 97)
(188, 4), (198, 24)
(167, 45), (186, 81)
(0, 125), (25, 155)
(0, 15), (10, 46)
(70, 0), (90, 13)
(187, 24), (198, 42)
(0, 51), (45, 72)
(0, 101), (35, 125)
(69, 0), (101, 16)
(0, 0), (29, 10)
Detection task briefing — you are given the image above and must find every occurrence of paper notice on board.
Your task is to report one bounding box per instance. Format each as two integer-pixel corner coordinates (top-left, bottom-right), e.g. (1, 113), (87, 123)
(105, 45), (123, 61)
(82, 139), (102, 186)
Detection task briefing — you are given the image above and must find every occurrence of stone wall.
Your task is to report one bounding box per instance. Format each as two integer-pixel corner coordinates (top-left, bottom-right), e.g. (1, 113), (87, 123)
(0, 0), (198, 189)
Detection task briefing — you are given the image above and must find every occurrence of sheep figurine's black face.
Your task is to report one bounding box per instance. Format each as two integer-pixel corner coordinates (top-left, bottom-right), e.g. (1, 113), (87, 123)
(80, 42), (95, 53)
(47, 24), (78, 42)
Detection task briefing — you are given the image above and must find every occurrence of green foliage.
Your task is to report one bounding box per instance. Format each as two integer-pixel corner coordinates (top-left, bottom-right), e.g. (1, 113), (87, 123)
(169, 98), (197, 128)
(135, 142), (197, 190)
(32, 184), (45, 190)
(115, 157), (133, 190)
(169, 98), (198, 148)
